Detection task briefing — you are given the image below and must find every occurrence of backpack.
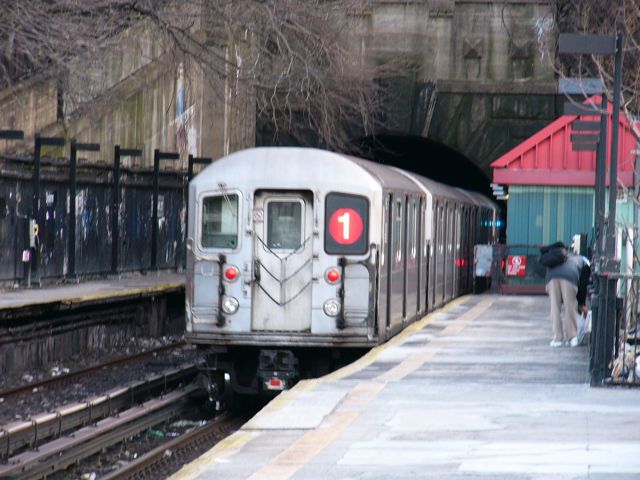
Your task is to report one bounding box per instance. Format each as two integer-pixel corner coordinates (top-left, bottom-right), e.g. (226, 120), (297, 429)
(539, 246), (568, 268)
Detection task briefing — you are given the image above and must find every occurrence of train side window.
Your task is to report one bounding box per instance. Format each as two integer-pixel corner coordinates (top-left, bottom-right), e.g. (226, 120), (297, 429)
(395, 199), (403, 264)
(410, 200), (417, 259)
(422, 200), (427, 258)
(431, 203), (436, 257)
(438, 205), (444, 254)
(201, 193), (239, 249)
(381, 196), (390, 266)
(267, 200), (303, 250)
(447, 207), (453, 252)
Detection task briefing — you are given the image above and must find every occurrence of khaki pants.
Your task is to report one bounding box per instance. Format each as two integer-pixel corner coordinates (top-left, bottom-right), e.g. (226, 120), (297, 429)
(546, 278), (579, 341)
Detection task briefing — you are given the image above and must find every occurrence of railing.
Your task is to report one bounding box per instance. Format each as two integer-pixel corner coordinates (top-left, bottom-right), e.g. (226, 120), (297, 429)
(591, 270), (640, 386)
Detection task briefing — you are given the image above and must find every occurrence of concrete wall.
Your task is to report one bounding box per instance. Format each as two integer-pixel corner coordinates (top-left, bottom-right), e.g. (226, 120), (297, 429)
(0, 18), (255, 170)
(344, 0), (557, 172)
(1, 0), (554, 173)
(0, 80), (58, 149)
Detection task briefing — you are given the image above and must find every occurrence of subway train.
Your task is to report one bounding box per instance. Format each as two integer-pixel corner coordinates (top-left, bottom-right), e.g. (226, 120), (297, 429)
(185, 147), (498, 397)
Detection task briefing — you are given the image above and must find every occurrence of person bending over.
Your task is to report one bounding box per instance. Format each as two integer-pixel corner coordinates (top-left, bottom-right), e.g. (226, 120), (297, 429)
(540, 241), (591, 347)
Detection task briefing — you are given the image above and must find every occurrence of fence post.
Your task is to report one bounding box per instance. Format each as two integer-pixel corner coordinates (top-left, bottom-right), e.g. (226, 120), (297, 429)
(110, 147), (142, 275)
(151, 149), (179, 271)
(68, 141), (99, 281)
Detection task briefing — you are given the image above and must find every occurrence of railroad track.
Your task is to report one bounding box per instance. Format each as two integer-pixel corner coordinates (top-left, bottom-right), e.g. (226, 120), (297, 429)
(0, 384), (201, 480)
(0, 341), (186, 401)
(101, 413), (246, 480)
(0, 363), (198, 462)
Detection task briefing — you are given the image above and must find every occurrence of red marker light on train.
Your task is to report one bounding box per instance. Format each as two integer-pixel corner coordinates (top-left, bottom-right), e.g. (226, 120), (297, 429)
(266, 377), (285, 390)
(325, 268), (340, 284)
(224, 265), (239, 282)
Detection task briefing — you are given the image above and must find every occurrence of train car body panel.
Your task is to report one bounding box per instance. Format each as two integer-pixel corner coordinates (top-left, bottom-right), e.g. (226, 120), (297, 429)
(187, 148), (384, 348)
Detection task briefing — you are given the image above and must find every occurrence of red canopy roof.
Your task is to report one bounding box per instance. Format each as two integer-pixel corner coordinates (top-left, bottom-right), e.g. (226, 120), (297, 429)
(491, 96), (638, 187)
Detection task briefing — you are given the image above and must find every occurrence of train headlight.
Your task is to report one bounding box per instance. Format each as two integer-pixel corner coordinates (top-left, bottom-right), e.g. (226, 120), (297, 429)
(323, 299), (341, 317)
(221, 296), (239, 315)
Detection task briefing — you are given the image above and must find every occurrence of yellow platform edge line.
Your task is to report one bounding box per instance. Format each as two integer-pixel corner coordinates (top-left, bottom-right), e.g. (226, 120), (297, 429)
(170, 294), (474, 480)
(321, 294), (470, 382)
(169, 430), (258, 479)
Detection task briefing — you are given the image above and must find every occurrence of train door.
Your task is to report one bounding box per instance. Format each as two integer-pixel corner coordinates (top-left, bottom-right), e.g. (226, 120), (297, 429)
(429, 201), (436, 310)
(454, 203), (461, 298)
(461, 206), (469, 292)
(435, 201), (445, 306)
(252, 191), (314, 331)
(444, 202), (454, 302)
(470, 207), (477, 292)
(388, 195), (405, 331)
(417, 197), (427, 316)
(381, 194), (392, 335)
(404, 196), (418, 322)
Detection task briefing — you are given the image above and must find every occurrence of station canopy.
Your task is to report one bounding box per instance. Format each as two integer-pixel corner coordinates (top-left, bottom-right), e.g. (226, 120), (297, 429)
(491, 96), (639, 187)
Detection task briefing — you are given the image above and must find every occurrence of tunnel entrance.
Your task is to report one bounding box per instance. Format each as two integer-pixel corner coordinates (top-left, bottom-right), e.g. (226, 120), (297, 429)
(354, 134), (505, 242)
(354, 134), (493, 198)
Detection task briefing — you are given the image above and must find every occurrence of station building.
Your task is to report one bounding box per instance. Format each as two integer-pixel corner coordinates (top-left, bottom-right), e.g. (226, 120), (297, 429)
(490, 97), (639, 289)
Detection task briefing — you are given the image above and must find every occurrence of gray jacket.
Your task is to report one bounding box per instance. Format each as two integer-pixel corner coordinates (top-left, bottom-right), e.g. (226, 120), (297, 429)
(545, 254), (591, 305)
(545, 254), (586, 286)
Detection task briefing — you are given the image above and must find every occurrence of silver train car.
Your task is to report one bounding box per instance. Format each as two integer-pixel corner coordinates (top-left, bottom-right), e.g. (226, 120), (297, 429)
(185, 147), (497, 396)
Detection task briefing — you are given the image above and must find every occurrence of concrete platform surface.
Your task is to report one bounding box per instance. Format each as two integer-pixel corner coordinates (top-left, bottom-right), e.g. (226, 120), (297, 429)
(0, 272), (184, 310)
(172, 294), (640, 480)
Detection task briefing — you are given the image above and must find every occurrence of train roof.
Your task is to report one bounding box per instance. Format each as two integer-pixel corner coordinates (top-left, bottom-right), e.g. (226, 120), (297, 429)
(191, 147), (496, 209)
(453, 188), (498, 209)
(191, 147), (380, 193)
(191, 147), (417, 193)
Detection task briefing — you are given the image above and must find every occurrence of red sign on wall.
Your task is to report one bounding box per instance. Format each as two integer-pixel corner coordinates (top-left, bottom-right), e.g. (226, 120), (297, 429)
(506, 255), (527, 277)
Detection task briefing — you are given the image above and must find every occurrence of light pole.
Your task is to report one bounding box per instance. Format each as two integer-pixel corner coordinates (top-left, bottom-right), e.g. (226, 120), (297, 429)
(558, 31), (624, 385)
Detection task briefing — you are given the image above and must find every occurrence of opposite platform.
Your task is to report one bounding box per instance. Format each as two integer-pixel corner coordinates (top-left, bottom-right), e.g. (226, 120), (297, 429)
(0, 272), (184, 312)
(172, 294), (640, 480)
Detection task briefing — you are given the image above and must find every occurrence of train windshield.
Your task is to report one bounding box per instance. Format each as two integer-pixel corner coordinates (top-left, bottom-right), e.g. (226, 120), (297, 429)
(201, 194), (239, 249)
(266, 200), (303, 250)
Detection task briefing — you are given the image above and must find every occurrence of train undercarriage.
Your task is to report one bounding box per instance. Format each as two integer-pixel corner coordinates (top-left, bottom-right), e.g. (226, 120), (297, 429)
(196, 345), (368, 407)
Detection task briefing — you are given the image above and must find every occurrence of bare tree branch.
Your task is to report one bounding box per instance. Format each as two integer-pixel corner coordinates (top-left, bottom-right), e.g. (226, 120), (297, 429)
(0, 0), (404, 153)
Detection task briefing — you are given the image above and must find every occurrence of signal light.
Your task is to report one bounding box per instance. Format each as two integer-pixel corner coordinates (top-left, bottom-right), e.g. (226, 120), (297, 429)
(325, 268), (340, 284)
(265, 377), (285, 390)
(224, 265), (239, 282)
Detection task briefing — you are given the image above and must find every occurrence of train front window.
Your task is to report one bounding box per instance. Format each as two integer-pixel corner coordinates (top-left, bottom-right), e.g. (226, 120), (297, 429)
(201, 194), (239, 249)
(267, 200), (303, 250)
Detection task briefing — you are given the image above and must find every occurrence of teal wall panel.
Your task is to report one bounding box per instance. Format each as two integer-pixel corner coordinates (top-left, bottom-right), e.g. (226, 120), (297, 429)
(507, 186), (595, 246)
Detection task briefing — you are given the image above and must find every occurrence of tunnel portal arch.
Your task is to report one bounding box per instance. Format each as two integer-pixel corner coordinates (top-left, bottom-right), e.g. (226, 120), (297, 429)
(355, 134), (493, 198)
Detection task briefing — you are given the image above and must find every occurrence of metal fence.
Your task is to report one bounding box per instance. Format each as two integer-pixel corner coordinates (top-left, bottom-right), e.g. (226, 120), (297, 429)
(0, 154), (188, 286)
(590, 271), (640, 386)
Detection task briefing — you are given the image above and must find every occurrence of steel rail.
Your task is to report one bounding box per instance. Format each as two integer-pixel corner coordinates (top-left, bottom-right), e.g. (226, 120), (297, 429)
(0, 385), (199, 480)
(0, 362), (196, 459)
(101, 413), (246, 480)
(0, 341), (185, 400)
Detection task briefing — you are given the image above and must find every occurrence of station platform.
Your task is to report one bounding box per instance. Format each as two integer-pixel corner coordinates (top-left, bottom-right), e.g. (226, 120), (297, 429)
(172, 294), (640, 480)
(0, 272), (184, 314)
